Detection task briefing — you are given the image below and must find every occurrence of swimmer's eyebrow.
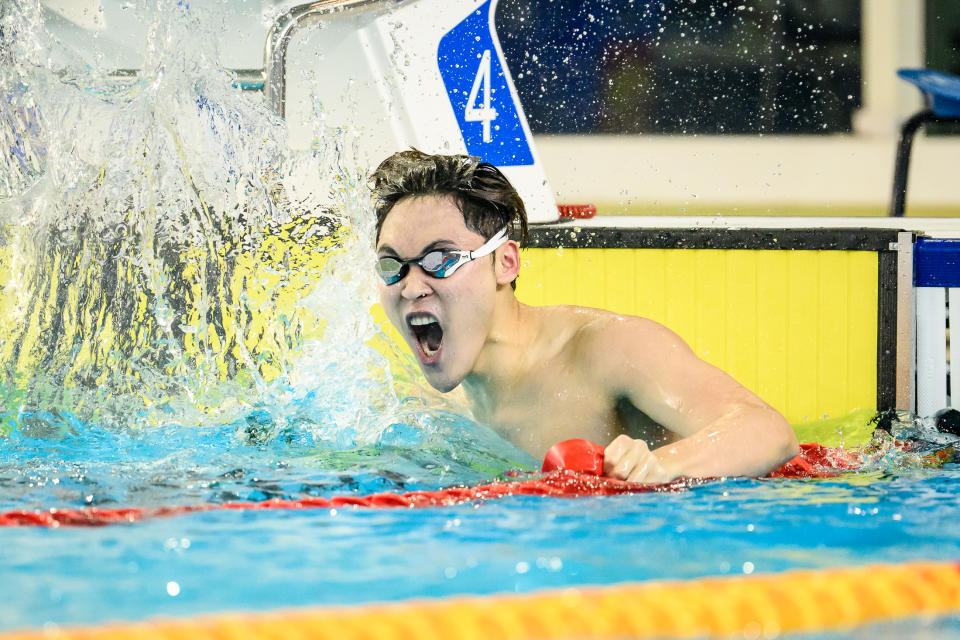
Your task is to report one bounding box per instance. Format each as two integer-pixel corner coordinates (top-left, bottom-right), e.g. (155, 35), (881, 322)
(377, 244), (400, 258)
(377, 240), (458, 258)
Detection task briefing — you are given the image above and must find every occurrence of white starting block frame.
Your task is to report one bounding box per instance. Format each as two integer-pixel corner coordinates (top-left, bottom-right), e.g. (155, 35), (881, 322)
(914, 238), (960, 417)
(263, 0), (559, 223)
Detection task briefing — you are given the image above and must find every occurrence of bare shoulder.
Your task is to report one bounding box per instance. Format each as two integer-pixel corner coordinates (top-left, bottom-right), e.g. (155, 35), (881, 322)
(530, 306), (683, 366)
(573, 310), (689, 356)
(558, 309), (699, 385)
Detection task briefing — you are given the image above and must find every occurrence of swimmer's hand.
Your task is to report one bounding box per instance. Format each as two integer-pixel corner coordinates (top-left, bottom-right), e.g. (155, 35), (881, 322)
(604, 434), (674, 483)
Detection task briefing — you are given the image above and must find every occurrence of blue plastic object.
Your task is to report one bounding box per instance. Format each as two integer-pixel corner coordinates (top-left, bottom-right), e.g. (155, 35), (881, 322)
(914, 237), (960, 288)
(897, 69), (960, 118)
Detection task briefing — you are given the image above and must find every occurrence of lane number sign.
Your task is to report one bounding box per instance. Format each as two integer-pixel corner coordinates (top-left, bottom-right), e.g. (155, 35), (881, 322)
(465, 49), (496, 143)
(437, 0), (534, 166)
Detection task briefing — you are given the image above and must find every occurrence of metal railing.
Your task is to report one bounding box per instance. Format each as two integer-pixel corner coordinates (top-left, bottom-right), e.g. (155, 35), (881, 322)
(263, 0), (400, 117)
(107, 68), (266, 91)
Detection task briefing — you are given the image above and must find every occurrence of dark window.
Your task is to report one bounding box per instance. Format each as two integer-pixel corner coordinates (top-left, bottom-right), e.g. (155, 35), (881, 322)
(925, 0), (960, 135)
(496, 0), (861, 135)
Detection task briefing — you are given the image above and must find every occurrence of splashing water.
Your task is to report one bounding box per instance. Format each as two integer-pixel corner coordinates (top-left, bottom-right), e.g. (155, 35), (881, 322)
(0, 0), (459, 451)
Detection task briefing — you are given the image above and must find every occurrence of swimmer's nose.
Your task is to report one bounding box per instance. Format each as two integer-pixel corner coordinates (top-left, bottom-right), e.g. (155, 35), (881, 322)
(400, 265), (434, 300)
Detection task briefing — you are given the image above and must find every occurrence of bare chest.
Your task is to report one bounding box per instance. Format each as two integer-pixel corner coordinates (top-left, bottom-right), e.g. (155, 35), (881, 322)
(479, 374), (623, 458)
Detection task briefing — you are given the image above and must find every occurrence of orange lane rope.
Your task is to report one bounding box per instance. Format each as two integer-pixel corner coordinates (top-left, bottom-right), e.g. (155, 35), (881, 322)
(5, 560), (960, 639)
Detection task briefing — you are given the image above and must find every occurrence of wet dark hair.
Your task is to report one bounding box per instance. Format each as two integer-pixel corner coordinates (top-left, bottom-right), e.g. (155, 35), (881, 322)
(370, 149), (529, 249)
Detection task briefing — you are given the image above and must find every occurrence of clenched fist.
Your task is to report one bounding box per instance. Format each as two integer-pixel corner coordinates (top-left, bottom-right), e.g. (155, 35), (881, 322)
(604, 434), (674, 483)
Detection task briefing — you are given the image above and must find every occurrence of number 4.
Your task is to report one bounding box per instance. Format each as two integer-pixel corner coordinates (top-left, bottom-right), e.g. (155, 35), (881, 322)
(465, 50), (498, 143)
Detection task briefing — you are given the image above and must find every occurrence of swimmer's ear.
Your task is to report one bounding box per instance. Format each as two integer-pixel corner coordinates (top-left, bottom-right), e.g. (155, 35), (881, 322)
(494, 240), (520, 286)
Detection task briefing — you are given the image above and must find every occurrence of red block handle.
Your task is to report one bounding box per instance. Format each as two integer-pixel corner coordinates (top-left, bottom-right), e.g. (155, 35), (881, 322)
(542, 439), (606, 475)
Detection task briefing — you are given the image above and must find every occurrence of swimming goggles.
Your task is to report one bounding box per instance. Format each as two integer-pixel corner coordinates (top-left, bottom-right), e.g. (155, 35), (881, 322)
(376, 227), (509, 285)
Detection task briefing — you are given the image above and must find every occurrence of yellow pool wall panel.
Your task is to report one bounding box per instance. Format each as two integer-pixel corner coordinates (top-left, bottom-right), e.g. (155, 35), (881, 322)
(517, 247), (879, 425)
(0, 227), (882, 428)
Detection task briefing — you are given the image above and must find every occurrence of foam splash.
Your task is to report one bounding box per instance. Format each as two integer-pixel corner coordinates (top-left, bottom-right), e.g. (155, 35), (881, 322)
(0, 0), (435, 445)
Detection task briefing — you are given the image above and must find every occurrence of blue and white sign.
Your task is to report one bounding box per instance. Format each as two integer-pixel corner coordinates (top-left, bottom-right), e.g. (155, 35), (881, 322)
(437, 0), (534, 166)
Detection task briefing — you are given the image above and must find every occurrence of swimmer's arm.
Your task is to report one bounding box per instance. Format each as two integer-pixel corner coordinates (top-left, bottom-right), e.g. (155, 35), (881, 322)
(585, 317), (799, 481)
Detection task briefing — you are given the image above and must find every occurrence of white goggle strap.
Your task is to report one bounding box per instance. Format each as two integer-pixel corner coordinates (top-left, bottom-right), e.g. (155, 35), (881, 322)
(468, 226), (509, 260)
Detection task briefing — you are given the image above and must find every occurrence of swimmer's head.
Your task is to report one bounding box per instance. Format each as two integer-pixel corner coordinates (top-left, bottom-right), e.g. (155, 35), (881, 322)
(371, 151), (526, 392)
(370, 150), (528, 289)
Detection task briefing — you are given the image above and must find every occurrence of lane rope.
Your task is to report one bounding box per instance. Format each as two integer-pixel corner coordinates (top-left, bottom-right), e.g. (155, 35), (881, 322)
(0, 443), (852, 528)
(4, 560), (959, 639)
(0, 471), (690, 527)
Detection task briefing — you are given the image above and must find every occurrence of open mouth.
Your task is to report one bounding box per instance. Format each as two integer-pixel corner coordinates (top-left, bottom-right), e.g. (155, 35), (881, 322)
(408, 313), (443, 359)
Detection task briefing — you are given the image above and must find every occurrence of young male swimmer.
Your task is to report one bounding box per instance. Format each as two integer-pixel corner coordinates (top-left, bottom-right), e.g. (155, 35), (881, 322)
(371, 150), (799, 483)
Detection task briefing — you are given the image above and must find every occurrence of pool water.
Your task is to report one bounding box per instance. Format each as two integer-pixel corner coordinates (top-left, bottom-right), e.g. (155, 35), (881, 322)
(2, 413), (960, 636)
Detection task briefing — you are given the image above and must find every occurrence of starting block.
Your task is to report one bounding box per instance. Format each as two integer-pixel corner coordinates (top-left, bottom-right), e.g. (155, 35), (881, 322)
(266, 0), (558, 222)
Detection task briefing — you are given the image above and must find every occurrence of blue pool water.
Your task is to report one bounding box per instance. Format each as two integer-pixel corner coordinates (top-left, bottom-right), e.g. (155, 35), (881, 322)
(2, 414), (960, 635)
